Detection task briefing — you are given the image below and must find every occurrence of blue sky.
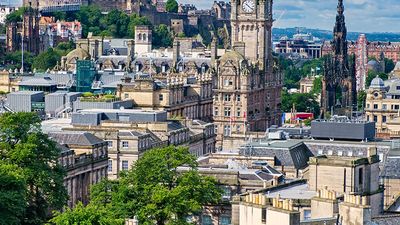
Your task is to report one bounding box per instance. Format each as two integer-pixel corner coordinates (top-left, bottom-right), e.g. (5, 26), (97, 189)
(184, 0), (400, 33)
(6, 0), (399, 32)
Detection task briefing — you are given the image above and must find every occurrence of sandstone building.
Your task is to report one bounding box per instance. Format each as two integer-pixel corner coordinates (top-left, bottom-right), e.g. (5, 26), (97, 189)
(213, 0), (282, 145)
(50, 132), (108, 207)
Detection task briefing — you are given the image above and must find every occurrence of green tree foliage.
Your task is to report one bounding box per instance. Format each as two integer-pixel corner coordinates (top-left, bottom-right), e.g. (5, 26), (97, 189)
(51, 146), (222, 225)
(32, 48), (61, 71)
(0, 162), (26, 225)
(166, 0), (179, 13)
(128, 14), (152, 38)
(50, 202), (124, 225)
(278, 56), (301, 89)
(0, 112), (67, 225)
(365, 70), (388, 88)
(126, 146), (222, 225)
(385, 58), (395, 74)
(153, 24), (173, 48)
(2, 51), (34, 71)
(281, 91), (320, 116)
(5, 7), (26, 23)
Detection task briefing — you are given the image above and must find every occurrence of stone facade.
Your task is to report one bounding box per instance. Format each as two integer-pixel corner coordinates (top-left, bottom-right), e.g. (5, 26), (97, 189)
(6, 6), (40, 55)
(64, 109), (216, 179)
(51, 132), (108, 207)
(213, 0), (282, 145)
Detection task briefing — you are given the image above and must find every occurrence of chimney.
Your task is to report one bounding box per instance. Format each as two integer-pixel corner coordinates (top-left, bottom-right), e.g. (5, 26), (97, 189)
(268, 195), (300, 225)
(173, 40), (180, 67)
(233, 42), (245, 57)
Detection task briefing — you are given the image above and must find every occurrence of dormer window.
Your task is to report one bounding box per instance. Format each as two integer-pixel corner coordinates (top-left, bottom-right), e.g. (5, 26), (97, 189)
(162, 65), (167, 73)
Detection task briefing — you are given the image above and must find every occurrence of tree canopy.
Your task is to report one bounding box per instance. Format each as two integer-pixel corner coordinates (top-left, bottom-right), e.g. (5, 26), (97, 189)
(281, 91), (320, 116)
(166, 0), (179, 13)
(51, 146), (222, 225)
(0, 112), (67, 225)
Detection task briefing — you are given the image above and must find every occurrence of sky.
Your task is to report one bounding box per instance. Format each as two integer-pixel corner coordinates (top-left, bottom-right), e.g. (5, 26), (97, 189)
(183, 0), (400, 33)
(5, 0), (400, 32)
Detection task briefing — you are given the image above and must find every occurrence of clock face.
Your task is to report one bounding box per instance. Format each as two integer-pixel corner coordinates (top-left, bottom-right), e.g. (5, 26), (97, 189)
(242, 0), (255, 13)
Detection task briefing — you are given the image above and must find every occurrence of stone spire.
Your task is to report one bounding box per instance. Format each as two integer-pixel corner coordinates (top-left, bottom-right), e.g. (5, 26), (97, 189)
(333, 0), (348, 62)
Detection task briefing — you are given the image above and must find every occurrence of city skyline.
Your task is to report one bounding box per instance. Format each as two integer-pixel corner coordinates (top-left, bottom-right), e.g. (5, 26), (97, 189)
(187, 0), (400, 33)
(6, 0), (400, 33)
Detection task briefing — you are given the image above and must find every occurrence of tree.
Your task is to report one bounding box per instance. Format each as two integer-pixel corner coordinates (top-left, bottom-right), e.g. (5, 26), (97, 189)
(50, 202), (124, 225)
(0, 162), (26, 225)
(0, 112), (67, 224)
(153, 24), (173, 48)
(51, 146), (222, 225)
(121, 146), (222, 225)
(32, 48), (61, 71)
(128, 13), (151, 38)
(281, 91), (320, 116)
(166, 0), (179, 13)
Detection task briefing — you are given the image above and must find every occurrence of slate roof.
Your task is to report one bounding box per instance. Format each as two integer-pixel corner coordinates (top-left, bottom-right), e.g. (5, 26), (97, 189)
(382, 157), (400, 178)
(49, 132), (105, 146)
(240, 140), (313, 169)
(372, 215), (400, 225)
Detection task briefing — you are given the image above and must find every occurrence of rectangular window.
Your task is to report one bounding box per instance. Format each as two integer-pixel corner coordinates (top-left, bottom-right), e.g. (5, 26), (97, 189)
(236, 125), (241, 133)
(237, 108), (241, 117)
(224, 94), (231, 101)
(367, 104), (370, 108)
(237, 94), (241, 102)
(383, 116), (387, 123)
(224, 107), (231, 117)
(223, 125), (231, 137)
(373, 115), (378, 122)
(122, 160), (129, 171)
(108, 160), (112, 172)
(219, 216), (231, 225)
(214, 107), (219, 116)
(159, 94), (163, 101)
(221, 186), (232, 200)
(124, 93), (129, 99)
(383, 104), (387, 110)
(373, 104), (378, 109)
(304, 210), (311, 220)
(122, 141), (129, 148)
(395, 105), (400, 110)
(202, 215), (213, 225)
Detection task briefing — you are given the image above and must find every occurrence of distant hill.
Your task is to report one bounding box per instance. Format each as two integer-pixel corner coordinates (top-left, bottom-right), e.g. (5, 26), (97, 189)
(273, 27), (400, 42)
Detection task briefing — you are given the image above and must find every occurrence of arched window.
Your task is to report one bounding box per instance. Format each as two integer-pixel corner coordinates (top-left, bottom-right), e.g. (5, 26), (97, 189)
(143, 33), (147, 41)
(138, 33), (142, 40)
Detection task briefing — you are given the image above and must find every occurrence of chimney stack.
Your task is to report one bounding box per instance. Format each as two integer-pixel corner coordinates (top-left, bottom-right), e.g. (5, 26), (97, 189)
(173, 40), (180, 67)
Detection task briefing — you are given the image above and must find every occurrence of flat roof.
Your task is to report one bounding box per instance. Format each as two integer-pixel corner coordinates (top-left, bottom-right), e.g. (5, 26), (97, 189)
(264, 183), (316, 200)
(41, 118), (72, 134)
(78, 108), (166, 114)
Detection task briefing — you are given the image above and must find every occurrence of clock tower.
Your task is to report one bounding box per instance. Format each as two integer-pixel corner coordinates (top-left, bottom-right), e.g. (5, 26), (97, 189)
(231, 0), (273, 68)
